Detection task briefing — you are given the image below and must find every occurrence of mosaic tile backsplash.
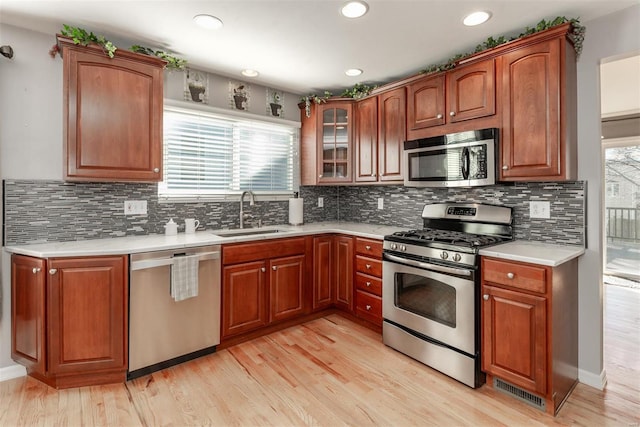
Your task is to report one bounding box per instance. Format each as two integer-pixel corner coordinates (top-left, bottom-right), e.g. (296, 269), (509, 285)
(3, 180), (584, 246)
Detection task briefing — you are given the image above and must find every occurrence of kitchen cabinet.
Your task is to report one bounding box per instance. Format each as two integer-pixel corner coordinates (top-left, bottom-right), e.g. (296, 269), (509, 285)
(300, 99), (354, 185)
(11, 254), (128, 389)
(406, 59), (496, 140)
(58, 36), (165, 182)
(221, 238), (307, 339)
(312, 235), (334, 310)
(334, 235), (354, 311)
(499, 24), (577, 181)
(481, 256), (578, 415)
(353, 237), (383, 326)
(355, 89), (405, 183)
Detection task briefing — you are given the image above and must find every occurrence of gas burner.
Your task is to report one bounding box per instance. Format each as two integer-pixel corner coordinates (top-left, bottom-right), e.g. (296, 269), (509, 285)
(390, 229), (506, 248)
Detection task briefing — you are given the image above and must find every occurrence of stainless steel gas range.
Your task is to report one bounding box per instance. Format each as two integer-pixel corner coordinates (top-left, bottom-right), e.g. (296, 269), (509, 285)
(382, 203), (513, 388)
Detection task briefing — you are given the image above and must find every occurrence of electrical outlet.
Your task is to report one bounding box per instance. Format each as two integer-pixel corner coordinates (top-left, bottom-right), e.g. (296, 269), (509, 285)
(318, 197), (324, 208)
(124, 200), (148, 215)
(529, 201), (550, 219)
(377, 197), (384, 210)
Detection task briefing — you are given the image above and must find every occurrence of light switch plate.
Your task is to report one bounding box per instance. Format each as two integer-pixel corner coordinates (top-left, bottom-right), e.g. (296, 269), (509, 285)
(377, 198), (384, 210)
(529, 201), (550, 219)
(124, 200), (148, 215)
(318, 197), (324, 208)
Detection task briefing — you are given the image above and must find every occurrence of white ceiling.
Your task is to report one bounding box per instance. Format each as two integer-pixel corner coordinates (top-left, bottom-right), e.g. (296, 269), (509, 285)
(1, 0), (638, 94)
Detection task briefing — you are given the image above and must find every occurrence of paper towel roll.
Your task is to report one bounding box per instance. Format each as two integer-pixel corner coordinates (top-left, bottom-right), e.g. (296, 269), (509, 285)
(289, 198), (304, 225)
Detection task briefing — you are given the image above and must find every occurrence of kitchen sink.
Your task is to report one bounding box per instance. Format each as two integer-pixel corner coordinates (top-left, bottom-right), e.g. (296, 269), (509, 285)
(212, 228), (284, 238)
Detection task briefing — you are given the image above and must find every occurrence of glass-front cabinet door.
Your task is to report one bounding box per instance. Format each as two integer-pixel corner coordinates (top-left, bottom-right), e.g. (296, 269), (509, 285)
(317, 102), (352, 183)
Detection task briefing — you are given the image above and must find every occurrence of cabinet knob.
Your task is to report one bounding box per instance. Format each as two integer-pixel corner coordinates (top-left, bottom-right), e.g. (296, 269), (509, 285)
(449, 111), (455, 117)
(365, 264), (371, 269)
(261, 267), (266, 272)
(365, 245), (371, 250)
(366, 305), (372, 311)
(436, 114), (443, 119)
(32, 267), (41, 274)
(318, 174), (323, 178)
(153, 167), (159, 173)
(483, 294), (489, 301)
(366, 281), (371, 287)
(272, 266), (277, 271)
(371, 173), (376, 177)
(49, 269), (57, 275)
(502, 165), (509, 170)
(507, 272), (515, 279)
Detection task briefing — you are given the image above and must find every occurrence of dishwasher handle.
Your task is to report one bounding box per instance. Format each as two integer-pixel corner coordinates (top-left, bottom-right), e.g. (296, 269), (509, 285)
(131, 250), (220, 271)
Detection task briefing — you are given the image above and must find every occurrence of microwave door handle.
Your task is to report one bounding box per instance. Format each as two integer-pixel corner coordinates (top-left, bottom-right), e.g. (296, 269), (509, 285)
(461, 147), (470, 180)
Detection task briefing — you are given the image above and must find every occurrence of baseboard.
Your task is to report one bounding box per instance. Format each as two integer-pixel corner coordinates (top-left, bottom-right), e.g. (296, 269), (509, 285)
(578, 367), (607, 390)
(0, 364), (27, 382)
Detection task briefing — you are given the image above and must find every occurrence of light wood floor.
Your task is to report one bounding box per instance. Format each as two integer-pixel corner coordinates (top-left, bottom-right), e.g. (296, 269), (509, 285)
(1, 285), (638, 426)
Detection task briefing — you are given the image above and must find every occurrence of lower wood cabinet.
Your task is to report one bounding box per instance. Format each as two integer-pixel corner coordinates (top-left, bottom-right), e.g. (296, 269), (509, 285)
(353, 237), (383, 326)
(11, 254), (128, 389)
(334, 235), (354, 311)
(221, 238), (307, 339)
(481, 256), (578, 415)
(312, 235), (334, 310)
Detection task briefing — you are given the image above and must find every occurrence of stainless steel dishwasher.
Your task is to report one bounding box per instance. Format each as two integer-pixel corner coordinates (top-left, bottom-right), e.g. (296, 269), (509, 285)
(128, 245), (221, 379)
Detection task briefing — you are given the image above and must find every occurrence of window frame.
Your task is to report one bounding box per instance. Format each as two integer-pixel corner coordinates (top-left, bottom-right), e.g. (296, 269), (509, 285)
(159, 99), (301, 203)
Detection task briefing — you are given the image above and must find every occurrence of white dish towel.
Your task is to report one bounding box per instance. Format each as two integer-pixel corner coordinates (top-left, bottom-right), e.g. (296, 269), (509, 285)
(171, 255), (199, 302)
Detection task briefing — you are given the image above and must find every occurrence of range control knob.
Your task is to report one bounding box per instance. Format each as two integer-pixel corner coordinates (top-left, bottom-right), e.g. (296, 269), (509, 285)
(391, 243), (398, 250)
(453, 253), (462, 262)
(401, 245), (407, 252)
(440, 251), (449, 260)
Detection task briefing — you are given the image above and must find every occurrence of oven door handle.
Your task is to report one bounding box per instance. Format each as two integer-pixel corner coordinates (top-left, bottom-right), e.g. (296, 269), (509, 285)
(384, 253), (473, 277)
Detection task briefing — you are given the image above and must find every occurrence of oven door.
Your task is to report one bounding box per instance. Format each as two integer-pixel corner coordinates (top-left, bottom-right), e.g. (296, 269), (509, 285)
(382, 253), (477, 355)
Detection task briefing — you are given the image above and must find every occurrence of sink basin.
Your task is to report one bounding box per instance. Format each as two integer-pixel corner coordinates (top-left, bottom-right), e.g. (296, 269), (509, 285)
(212, 228), (283, 238)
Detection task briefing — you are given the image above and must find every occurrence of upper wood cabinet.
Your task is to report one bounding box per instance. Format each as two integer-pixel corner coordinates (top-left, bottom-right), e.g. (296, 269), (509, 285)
(300, 99), (355, 185)
(354, 88), (406, 183)
(58, 36), (165, 182)
(406, 59), (496, 140)
(499, 25), (577, 181)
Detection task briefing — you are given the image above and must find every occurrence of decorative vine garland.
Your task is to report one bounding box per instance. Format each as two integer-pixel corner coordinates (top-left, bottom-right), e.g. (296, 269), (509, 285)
(49, 24), (187, 70)
(302, 16), (585, 116)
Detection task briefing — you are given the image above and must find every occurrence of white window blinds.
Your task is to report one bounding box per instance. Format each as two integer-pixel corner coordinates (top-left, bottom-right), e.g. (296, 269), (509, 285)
(159, 107), (298, 198)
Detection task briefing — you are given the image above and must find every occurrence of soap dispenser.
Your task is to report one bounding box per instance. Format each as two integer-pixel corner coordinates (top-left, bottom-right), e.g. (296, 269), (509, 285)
(164, 218), (178, 236)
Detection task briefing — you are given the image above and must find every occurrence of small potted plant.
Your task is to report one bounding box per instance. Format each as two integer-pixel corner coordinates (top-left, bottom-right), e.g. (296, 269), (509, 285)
(270, 92), (282, 116)
(233, 85), (247, 110)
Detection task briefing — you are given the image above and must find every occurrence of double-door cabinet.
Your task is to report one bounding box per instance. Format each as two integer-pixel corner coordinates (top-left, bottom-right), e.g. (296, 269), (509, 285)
(11, 254), (128, 389)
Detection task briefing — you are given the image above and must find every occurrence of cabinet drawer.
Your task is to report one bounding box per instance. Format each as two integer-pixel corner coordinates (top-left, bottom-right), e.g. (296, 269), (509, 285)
(355, 273), (382, 297)
(355, 255), (382, 277)
(482, 258), (548, 294)
(223, 238), (306, 265)
(355, 238), (383, 258)
(355, 290), (382, 324)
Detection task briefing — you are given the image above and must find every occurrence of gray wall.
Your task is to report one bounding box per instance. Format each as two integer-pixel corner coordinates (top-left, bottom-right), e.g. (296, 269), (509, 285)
(577, 4), (640, 389)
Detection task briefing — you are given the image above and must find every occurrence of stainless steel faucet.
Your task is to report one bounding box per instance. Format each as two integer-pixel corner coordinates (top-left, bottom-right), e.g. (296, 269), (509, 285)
(239, 190), (256, 229)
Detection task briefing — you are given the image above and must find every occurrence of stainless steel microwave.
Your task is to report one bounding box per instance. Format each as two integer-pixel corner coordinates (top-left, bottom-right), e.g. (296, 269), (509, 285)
(404, 128), (497, 187)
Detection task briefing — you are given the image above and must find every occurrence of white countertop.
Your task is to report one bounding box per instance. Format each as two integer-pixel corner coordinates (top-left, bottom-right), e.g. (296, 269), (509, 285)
(4, 222), (405, 258)
(479, 241), (585, 267)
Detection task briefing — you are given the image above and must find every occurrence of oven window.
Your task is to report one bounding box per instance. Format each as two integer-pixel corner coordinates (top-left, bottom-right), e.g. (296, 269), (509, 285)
(394, 272), (456, 328)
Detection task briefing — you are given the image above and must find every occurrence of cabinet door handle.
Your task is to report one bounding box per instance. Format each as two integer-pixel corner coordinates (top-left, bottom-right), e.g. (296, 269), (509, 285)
(272, 266), (277, 271)
(449, 111), (455, 117)
(365, 264), (371, 269)
(365, 245), (371, 250)
(318, 174), (323, 178)
(366, 305), (371, 311)
(32, 267), (41, 274)
(49, 269), (57, 275)
(153, 167), (159, 173)
(507, 272), (515, 279)
(502, 165), (509, 170)
(261, 267), (266, 273)
(366, 281), (371, 287)
(483, 294), (489, 301)
(436, 114), (443, 119)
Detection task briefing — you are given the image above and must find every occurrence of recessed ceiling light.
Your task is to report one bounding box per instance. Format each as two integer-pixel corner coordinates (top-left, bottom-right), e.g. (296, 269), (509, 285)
(241, 69), (259, 77)
(193, 14), (223, 30)
(341, 1), (369, 18)
(345, 68), (363, 77)
(463, 11), (491, 26)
